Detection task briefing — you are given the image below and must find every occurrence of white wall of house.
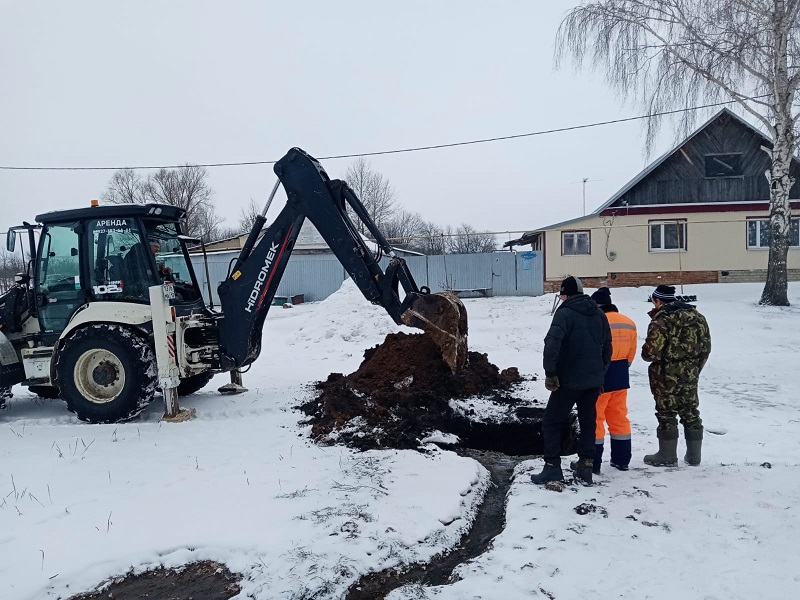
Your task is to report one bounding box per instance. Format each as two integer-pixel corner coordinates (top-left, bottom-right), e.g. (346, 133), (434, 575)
(542, 208), (800, 280)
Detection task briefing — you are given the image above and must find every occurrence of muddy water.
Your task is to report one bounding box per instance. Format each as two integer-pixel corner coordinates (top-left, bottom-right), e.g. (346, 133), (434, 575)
(345, 449), (532, 600)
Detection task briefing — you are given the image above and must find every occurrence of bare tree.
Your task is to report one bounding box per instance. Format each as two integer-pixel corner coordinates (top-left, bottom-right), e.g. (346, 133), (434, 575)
(102, 165), (221, 241)
(557, 0), (800, 306)
(101, 169), (145, 204)
(238, 199), (261, 234)
(417, 221), (448, 255)
(0, 248), (26, 293)
(344, 157), (397, 233)
(446, 224), (498, 254)
(382, 209), (427, 251)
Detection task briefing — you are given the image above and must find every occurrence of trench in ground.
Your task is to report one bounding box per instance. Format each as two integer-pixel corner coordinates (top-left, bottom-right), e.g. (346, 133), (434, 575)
(344, 413), (578, 600)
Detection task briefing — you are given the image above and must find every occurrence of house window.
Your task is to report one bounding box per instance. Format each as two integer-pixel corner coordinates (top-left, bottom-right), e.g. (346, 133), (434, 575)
(649, 221), (686, 252)
(562, 231), (590, 255)
(704, 153), (742, 178)
(747, 218), (800, 249)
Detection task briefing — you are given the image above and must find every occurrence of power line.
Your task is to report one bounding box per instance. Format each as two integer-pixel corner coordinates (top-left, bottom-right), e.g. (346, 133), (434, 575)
(0, 97), (759, 172)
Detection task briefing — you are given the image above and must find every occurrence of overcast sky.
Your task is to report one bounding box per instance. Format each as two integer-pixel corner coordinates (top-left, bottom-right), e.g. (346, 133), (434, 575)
(0, 1), (732, 243)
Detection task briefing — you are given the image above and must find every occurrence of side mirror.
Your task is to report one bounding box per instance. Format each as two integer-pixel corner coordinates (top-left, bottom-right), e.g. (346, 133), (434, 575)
(6, 228), (15, 252)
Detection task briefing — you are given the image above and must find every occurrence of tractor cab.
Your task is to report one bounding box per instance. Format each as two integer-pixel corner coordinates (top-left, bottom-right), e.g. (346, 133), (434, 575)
(21, 203), (203, 342)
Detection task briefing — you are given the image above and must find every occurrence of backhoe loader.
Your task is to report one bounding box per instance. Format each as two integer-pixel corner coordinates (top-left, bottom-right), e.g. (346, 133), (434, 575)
(0, 148), (467, 422)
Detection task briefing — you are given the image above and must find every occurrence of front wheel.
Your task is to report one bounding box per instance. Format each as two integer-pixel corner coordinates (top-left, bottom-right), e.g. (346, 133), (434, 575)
(56, 324), (157, 423)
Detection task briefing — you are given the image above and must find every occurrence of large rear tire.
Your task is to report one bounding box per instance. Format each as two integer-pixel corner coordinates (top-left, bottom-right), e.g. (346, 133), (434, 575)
(0, 386), (11, 409)
(177, 371), (214, 396)
(55, 324), (157, 423)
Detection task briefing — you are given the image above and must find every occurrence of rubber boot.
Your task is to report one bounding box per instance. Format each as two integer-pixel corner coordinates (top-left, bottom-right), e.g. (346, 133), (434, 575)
(572, 458), (594, 486)
(684, 427), (703, 466)
(610, 438), (632, 471)
(570, 446), (602, 475)
(594, 442), (604, 474)
(531, 461), (564, 484)
(643, 429), (678, 466)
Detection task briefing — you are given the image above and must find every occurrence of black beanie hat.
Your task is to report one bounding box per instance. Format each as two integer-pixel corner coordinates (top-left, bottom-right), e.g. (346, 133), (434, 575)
(560, 275), (583, 296)
(652, 284), (676, 302)
(591, 286), (612, 306)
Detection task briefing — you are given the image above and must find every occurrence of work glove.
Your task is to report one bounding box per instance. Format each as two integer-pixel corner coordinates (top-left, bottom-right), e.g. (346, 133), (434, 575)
(544, 375), (560, 392)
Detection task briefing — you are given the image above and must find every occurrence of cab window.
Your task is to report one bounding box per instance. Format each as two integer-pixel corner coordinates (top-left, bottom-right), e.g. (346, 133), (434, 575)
(88, 218), (154, 301)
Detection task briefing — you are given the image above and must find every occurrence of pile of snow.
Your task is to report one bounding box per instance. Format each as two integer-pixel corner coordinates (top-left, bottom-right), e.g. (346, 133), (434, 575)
(1, 280), (799, 599)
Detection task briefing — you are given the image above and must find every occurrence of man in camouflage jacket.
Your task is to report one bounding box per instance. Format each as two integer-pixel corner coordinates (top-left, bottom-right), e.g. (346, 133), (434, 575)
(641, 285), (711, 467)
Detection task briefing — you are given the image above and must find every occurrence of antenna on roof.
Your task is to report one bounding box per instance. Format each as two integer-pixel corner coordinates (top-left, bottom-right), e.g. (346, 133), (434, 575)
(570, 178), (604, 216)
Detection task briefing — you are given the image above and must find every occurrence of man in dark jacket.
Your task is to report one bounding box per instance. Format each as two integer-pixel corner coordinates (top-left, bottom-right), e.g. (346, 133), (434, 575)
(641, 285), (711, 467)
(531, 276), (612, 486)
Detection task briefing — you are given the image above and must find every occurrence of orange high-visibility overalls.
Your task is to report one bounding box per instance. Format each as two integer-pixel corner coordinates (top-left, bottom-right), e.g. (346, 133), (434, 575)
(596, 310), (637, 469)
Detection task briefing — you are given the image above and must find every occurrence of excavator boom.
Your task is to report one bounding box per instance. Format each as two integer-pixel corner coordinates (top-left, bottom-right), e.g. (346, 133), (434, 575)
(217, 148), (467, 372)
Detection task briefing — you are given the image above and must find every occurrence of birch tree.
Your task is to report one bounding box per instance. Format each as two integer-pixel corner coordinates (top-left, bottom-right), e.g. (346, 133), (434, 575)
(557, 0), (799, 305)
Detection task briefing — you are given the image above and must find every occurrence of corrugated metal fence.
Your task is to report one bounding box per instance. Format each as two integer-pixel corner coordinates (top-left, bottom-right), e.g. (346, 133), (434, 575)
(187, 250), (543, 305)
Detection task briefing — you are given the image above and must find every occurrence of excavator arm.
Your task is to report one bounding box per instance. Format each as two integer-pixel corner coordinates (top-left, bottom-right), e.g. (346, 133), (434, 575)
(216, 148), (467, 372)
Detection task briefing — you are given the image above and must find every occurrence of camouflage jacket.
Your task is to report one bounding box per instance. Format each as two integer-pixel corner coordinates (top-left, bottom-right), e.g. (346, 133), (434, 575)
(641, 302), (711, 393)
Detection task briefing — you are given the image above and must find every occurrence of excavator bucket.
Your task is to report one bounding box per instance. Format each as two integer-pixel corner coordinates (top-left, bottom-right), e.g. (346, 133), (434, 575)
(401, 291), (468, 373)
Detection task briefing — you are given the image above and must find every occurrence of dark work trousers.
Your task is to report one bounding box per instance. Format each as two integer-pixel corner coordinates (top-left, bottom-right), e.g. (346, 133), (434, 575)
(542, 387), (601, 463)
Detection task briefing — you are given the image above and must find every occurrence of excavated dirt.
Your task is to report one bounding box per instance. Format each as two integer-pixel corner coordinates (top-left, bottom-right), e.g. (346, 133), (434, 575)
(67, 560), (241, 600)
(299, 332), (524, 451)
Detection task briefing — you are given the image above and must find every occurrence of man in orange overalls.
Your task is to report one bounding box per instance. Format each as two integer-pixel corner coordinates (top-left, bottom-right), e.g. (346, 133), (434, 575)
(588, 287), (637, 473)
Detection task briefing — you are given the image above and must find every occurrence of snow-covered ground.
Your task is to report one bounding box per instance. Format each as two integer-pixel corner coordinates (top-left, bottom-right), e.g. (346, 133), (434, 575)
(1, 281), (799, 599)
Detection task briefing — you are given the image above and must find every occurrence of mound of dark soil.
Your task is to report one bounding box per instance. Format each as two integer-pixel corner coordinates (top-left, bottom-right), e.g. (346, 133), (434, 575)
(68, 560), (241, 600)
(299, 332), (524, 451)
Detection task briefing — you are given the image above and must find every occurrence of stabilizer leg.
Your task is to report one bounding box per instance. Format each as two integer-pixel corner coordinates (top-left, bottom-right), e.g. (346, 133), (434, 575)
(218, 369), (248, 394)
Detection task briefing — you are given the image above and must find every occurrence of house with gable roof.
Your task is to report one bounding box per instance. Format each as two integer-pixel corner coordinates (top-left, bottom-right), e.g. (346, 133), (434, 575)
(505, 108), (800, 291)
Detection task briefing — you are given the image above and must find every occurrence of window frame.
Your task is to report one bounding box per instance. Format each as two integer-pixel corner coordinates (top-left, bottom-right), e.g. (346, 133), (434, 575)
(561, 229), (591, 256)
(704, 153), (744, 178)
(746, 217), (800, 250)
(648, 219), (687, 253)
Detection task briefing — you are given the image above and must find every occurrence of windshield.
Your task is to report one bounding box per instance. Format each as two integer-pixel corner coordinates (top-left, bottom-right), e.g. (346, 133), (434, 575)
(87, 218), (200, 303)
